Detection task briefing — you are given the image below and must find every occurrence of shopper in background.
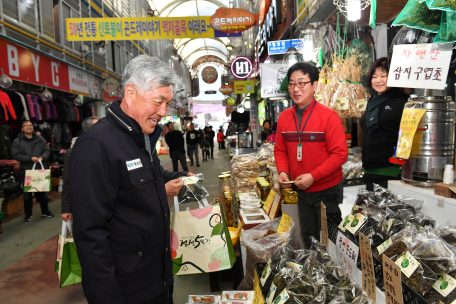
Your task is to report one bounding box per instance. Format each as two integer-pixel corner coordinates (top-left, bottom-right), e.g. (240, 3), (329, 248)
(275, 62), (348, 249)
(61, 116), (99, 222)
(217, 128), (225, 150)
(202, 126), (211, 161)
(225, 122), (236, 137)
(360, 57), (409, 191)
(261, 119), (272, 141)
(207, 125), (215, 159)
(70, 55), (189, 304)
(12, 120), (53, 222)
(165, 121), (189, 172)
(266, 122), (278, 144)
(186, 123), (200, 167)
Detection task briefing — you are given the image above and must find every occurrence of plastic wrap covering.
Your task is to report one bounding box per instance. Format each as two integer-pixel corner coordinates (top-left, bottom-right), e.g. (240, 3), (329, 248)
(177, 174), (209, 205)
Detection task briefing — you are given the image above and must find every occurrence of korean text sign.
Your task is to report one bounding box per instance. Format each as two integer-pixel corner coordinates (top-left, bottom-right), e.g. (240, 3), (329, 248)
(387, 43), (453, 90)
(395, 108), (427, 159)
(66, 17), (215, 41)
(382, 256), (404, 304)
(336, 231), (359, 277)
(359, 233), (376, 302)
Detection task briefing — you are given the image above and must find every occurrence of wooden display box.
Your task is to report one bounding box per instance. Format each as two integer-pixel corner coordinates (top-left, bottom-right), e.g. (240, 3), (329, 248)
(2, 195), (24, 216)
(434, 182), (456, 198)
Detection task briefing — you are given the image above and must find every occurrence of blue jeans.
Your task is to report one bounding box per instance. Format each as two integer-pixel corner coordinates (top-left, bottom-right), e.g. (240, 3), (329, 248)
(23, 192), (49, 216)
(187, 144), (199, 165)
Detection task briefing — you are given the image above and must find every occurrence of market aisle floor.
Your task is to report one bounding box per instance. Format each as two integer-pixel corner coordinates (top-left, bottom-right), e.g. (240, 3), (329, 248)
(0, 144), (232, 304)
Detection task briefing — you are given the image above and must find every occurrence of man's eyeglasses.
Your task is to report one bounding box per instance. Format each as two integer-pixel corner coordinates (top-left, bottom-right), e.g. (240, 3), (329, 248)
(288, 81), (312, 89)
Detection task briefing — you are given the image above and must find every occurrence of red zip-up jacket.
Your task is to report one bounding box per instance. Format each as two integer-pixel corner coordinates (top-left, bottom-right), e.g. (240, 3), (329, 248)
(217, 131), (224, 142)
(275, 100), (348, 193)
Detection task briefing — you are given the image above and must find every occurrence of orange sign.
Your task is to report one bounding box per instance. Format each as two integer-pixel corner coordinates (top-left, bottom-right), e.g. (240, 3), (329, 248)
(210, 8), (257, 34)
(259, 0), (271, 25)
(219, 84), (234, 94)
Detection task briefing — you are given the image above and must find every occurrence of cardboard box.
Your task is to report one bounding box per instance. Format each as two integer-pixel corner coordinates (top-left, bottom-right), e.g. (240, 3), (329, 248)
(434, 183), (456, 198)
(52, 177), (62, 187)
(2, 195), (24, 216)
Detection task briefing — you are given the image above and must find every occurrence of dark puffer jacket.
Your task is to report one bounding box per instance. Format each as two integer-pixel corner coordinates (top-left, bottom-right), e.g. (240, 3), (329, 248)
(11, 132), (50, 171)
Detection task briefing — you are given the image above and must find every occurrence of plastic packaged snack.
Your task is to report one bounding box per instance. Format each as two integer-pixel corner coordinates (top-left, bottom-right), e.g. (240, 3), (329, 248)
(374, 225), (419, 261)
(177, 174), (209, 205)
(189, 295), (222, 303)
(276, 272), (318, 304)
(267, 267), (300, 301)
(261, 243), (295, 296)
(222, 291), (254, 301)
(439, 224), (456, 246)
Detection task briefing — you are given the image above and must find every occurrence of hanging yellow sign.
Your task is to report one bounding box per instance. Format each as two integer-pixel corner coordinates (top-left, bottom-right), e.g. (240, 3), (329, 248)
(277, 214), (292, 233)
(234, 80), (255, 94)
(65, 17), (215, 41)
(395, 108), (427, 159)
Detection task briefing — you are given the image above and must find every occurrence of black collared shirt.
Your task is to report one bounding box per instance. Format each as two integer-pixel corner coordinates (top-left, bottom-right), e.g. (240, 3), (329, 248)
(295, 103), (310, 127)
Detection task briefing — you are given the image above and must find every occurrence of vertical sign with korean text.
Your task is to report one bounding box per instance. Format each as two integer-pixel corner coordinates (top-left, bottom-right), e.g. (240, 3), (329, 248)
(383, 256), (404, 304)
(359, 233), (376, 302)
(395, 108), (427, 159)
(321, 202), (328, 248)
(387, 43), (453, 90)
(251, 103), (257, 131)
(336, 231), (359, 277)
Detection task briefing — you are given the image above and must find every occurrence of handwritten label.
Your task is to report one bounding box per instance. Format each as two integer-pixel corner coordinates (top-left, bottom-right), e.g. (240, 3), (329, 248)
(377, 238), (392, 256)
(336, 231), (359, 276)
(321, 202), (328, 248)
(383, 255), (404, 304)
(360, 233), (377, 302)
(396, 108), (427, 159)
(432, 273), (456, 297)
(387, 43), (453, 90)
(395, 252), (420, 278)
(277, 214), (292, 233)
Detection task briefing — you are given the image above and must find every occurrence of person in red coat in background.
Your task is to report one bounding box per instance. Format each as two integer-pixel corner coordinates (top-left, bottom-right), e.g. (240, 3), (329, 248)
(266, 123), (278, 143)
(217, 128), (225, 150)
(275, 62), (348, 249)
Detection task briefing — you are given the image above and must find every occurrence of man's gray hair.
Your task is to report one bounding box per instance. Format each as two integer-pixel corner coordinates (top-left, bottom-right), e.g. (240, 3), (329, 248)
(120, 55), (178, 96)
(82, 116), (99, 132)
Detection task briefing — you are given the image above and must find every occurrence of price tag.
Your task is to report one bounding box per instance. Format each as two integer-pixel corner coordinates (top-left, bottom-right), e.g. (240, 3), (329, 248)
(321, 202), (328, 248)
(383, 256), (404, 304)
(346, 214), (368, 234)
(286, 261), (303, 272)
(277, 214), (292, 233)
(260, 259), (273, 285)
(336, 231), (359, 276)
(395, 252), (420, 278)
(432, 273), (456, 297)
(265, 283), (277, 304)
(263, 189), (276, 214)
(377, 238), (392, 256)
(360, 233), (377, 302)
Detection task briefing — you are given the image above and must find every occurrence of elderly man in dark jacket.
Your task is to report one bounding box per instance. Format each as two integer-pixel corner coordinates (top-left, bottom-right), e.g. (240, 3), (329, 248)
(70, 55), (189, 304)
(12, 120), (53, 222)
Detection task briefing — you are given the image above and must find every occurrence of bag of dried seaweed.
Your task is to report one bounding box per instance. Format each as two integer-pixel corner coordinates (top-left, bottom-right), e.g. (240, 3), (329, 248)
(261, 243), (295, 296)
(354, 188), (371, 207)
(323, 261), (347, 285)
(372, 184), (397, 207)
(307, 289), (327, 304)
(287, 249), (315, 272)
(271, 272), (318, 304)
(337, 282), (363, 303)
(374, 224), (419, 261)
(382, 209), (413, 236)
(327, 293), (347, 304)
(439, 224), (456, 247)
(424, 270), (456, 304)
(350, 292), (374, 304)
(265, 267), (300, 304)
(310, 236), (333, 264)
(396, 195), (424, 211)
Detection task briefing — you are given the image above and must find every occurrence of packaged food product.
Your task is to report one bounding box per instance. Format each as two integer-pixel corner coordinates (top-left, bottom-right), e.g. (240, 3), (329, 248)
(177, 174), (209, 205)
(222, 291), (254, 301)
(260, 243), (295, 296)
(188, 295), (222, 303)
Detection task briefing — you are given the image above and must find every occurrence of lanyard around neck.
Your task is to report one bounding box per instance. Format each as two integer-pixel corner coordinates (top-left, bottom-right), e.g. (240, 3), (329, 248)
(293, 100), (316, 143)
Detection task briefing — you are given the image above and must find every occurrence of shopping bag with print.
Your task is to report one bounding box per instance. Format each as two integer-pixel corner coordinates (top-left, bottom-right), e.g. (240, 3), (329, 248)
(57, 220), (82, 288)
(24, 160), (51, 192)
(170, 196), (236, 275)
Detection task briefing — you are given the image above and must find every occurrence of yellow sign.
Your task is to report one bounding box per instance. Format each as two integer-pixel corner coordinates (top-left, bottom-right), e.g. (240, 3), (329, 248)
(66, 17), (214, 41)
(396, 108), (427, 159)
(253, 267), (265, 304)
(277, 214), (292, 233)
(262, 188), (276, 214)
(234, 80), (255, 94)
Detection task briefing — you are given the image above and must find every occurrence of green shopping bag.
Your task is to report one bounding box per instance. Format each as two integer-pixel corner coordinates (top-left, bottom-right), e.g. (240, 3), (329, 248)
(57, 221), (82, 287)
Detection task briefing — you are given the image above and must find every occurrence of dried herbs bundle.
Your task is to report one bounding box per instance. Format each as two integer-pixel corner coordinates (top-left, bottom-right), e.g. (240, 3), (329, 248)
(424, 270), (456, 304)
(269, 267), (300, 301)
(282, 272), (318, 304)
(316, 66), (330, 107)
(349, 55), (370, 117)
(261, 243), (295, 296)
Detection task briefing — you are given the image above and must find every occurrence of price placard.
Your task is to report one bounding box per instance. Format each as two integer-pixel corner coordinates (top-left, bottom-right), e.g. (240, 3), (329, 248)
(359, 233), (376, 302)
(387, 43), (453, 90)
(383, 256), (404, 304)
(336, 231), (359, 276)
(321, 202), (328, 247)
(395, 108), (427, 159)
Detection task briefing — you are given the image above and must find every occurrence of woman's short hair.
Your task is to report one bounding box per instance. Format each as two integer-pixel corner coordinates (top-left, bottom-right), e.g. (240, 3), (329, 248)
(367, 57), (389, 88)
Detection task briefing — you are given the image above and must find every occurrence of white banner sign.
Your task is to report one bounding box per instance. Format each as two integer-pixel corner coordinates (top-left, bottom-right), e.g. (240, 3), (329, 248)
(68, 66), (90, 96)
(260, 63), (288, 98)
(336, 231), (359, 278)
(387, 43), (453, 90)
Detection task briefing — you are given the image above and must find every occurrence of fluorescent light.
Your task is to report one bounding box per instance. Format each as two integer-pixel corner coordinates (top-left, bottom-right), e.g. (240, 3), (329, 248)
(347, 0), (361, 21)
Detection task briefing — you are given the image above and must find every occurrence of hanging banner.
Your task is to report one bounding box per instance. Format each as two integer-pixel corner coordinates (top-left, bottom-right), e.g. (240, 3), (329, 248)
(395, 108), (427, 159)
(210, 8), (257, 34)
(234, 80), (255, 94)
(387, 43), (453, 90)
(260, 63), (288, 98)
(68, 66), (90, 96)
(267, 39), (303, 55)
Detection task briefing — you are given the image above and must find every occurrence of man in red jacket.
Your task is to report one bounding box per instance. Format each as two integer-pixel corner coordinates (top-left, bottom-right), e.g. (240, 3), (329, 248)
(275, 62), (348, 248)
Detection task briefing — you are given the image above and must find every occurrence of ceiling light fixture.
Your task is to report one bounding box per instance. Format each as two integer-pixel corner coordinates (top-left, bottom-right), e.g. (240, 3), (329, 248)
(333, 0), (371, 22)
(41, 83), (52, 101)
(0, 68), (13, 89)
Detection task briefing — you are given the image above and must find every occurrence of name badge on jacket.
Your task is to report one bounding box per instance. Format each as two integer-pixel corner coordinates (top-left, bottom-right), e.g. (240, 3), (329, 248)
(126, 159), (143, 171)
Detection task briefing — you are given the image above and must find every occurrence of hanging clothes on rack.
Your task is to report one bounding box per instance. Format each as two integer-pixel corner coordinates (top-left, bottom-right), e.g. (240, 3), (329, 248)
(15, 92), (30, 120)
(25, 94), (36, 120)
(0, 90), (17, 121)
(0, 124), (12, 159)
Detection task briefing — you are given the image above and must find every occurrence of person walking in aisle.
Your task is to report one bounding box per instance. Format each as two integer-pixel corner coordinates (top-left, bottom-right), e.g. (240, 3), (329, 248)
(207, 125), (215, 159)
(186, 123), (200, 167)
(61, 116), (99, 222)
(12, 120), (53, 222)
(275, 62), (348, 249)
(202, 127), (211, 161)
(70, 55), (190, 304)
(217, 127), (225, 150)
(165, 121), (189, 172)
